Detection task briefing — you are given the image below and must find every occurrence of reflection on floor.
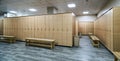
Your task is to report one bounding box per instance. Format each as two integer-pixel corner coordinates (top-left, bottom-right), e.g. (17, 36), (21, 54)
(0, 36), (114, 61)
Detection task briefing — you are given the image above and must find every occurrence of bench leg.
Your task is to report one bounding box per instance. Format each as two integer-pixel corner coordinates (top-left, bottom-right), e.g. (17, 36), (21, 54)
(96, 43), (99, 48)
(12, 39), (15, 43)
(51, 42), (53, 49)
(97, 45), (99, 48)
(52, 42), (55, 48)
(25, 42), (27, 46)
(25, 40), (29, 46)
(98, 43), (100, 48)
(114, 57), (118, 61)
(10, 39), (13, 43)
(50, 42), (55, 49)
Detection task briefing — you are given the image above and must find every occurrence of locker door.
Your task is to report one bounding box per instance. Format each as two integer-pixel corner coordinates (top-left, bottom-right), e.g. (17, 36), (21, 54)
(34, 16), (38, 38)
(27, 17), (31, 38)
(41, 15), (46, 38)
(52, 15), (58, 44)
(57, 14), (63, 45)
(37, 16), (41, 38)
(14, 18), (18, 39)
(3, 19), (6, 35)
(49, 15), (53, 39)
(22, 17), (27, 41)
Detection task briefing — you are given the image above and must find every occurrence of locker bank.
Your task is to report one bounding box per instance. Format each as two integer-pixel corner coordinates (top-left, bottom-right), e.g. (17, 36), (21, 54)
(0, 0), (119, 61)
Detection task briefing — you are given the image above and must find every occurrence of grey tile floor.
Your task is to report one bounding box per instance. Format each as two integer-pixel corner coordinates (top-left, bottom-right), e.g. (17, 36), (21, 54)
(0, 36), (114, 61)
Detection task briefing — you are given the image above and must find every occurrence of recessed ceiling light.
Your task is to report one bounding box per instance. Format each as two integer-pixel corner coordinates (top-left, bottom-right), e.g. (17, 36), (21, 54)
(9, 11), (17, 13)
(29, 8), (37, 12)
(68, 4), (76, 8)
(83, 11), (89, 14)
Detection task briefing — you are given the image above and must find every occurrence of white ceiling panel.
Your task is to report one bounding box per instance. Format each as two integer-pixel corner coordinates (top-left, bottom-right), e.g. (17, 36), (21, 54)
(0, 0), (109, 16)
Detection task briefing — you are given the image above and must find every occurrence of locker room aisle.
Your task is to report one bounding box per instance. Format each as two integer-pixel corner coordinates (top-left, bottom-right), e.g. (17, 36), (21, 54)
(0, 36), (114, 61)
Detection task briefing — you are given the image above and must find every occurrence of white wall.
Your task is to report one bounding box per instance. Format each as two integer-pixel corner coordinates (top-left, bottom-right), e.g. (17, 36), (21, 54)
(98, 0), (120, 17)
(76, 15), (97, 22)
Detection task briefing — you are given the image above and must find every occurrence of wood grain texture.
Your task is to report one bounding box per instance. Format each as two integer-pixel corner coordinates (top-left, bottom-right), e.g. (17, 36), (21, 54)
(0, 20), (3, 35)
(3, 13), (75, 47)
(94, 7), (120, 51)
(113, 7), (120, 51)
(78, 21), (94, 35)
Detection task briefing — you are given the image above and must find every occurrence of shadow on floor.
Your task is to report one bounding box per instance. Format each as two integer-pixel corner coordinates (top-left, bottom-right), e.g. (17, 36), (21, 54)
(0, 36), (114, 61)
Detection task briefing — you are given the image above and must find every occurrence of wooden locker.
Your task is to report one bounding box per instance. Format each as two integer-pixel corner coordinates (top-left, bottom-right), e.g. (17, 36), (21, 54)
(12, 18), (15, 36)
(34, 16), (38, 38)
(62, 14), (68, 46)
(25, 17), (29, 39)
(35, 16), (39, 38)
(26, 17), (30, 38)
(52, 15), (58, 44)
(3, 19), (6, 35)
(56, 14), (63, 45)
(3, 13), (75, 47)
(32, 16), (35, 38)
(37, 16), (42, 38)
(14, 17), (18, 39)
(19, 17), (23, 40)
(66, 14), (73, 46)
(75, 20), (79, 36)
(28, 17), (32, 38)
(45, 15), (50, 39)
(78, 22), (86, 34)
(49, 15), (54, 39)
(22, 17), (27, 41)
(94, 7), (120, 51)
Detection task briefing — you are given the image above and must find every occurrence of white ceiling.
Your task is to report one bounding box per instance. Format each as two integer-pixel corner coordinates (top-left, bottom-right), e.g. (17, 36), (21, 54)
(0, 0), (109, 16)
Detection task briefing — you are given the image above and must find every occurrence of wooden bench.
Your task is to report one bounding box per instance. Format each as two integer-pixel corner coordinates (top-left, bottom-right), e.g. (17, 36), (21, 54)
(90, 35), (100, 48)
(88, 33), (93, 36)
(25, 38), (55, 49)
(0, 35), (16, 43)
(113, 52), (120, 61)
(88, 33), (93, 39)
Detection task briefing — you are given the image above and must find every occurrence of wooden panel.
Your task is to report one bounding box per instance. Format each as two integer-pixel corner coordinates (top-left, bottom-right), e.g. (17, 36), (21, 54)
(52, 15), (58, 44)
(94, 9), (113, 50)
(94, 7), (120, 51)
(22, 17), (28, 41)
(3, 13), (75, 46)
(34, 16), (38, 38)
(0, 20), (3, 35)
(78, 21), (94, 35)
(14, 18), (18, 39)
(3, 19), (6, 35)
(78, 22), (86, 34)
(86, 22), (94, 34)
(113, 7), (120, 51)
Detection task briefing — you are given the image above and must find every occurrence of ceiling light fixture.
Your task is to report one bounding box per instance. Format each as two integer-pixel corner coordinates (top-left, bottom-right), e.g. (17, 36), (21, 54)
(68, 3), (76, 8)
(83, 11), (89, 14)
(9, 11), (17, 13)
(29, 8), (37, 12)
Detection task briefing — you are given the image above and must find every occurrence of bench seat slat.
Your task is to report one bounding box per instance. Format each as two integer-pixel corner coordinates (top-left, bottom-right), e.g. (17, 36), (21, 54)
(0, 35), (16, 43)
(25, 38), (55, 49)
(113, 52), (120, 61)
(113, 52), (120, 59)
(90, 35), (100, 48)
(26, 38), (54, 42)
